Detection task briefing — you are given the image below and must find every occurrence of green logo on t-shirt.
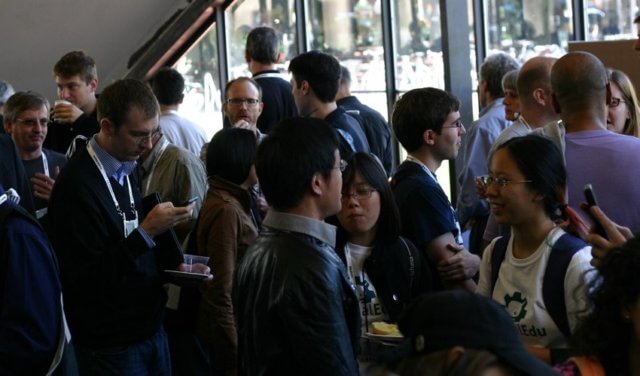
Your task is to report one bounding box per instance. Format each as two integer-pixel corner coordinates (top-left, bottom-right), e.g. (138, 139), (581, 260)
(504, 291), (527, 322)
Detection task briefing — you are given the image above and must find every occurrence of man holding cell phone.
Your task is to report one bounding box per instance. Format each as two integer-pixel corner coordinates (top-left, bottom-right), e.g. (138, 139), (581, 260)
(48, 79), (205, 375)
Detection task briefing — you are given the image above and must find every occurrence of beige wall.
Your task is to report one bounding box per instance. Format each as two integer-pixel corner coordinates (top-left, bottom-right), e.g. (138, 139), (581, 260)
(569, 39), (640, 93)
(0, 0), (186, 102)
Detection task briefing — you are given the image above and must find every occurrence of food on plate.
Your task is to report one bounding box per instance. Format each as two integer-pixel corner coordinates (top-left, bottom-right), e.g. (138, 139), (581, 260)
(371, 322), (401, 337)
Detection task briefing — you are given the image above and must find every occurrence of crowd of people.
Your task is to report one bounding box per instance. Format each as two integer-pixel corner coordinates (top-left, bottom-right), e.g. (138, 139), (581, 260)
(2, 22), (640, 376)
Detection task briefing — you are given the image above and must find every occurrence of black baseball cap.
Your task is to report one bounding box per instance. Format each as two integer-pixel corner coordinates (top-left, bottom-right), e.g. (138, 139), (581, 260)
(398, 291), (557, 376)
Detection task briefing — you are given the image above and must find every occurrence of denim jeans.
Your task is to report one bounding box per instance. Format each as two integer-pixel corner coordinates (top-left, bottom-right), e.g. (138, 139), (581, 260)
(74, 329), (171, 376)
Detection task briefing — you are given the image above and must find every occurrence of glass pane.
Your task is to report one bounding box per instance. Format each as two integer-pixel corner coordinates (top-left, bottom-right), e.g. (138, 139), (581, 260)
(353, 92), (388, 121)
(585, 1), (640, 41)
(305, 0), (386, 92)
(225, 0), (298, 78)
(484, 0), (573, 60)
(173, 24), (223, 139)
(393, 0), (445, 91)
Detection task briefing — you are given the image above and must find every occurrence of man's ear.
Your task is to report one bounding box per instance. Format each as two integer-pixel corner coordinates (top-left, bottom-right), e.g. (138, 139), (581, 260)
(100, 118), (115, 135)
(446, 346), (465, 366)
(532, 88), (546, 106)
(422, 129), (436, 146)
(300, 80), (310, 95)
(88, 78), (98, 93)
(310, 172), (324, 196)
(179, 94), (185, 105)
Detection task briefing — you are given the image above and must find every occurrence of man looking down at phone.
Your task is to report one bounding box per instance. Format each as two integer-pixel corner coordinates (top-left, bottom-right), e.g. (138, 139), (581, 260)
(48, 79), (201, 375)
(45, 51), (100, 156)
(538, 51), (640, 233)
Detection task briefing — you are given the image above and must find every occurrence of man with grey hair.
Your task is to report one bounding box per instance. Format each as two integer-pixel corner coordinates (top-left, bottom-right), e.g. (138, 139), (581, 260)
(0, 80), (15, 134)
(456, 52), (519, 254)
(4, 91), (67, 219)
(245, 26), (297, 133)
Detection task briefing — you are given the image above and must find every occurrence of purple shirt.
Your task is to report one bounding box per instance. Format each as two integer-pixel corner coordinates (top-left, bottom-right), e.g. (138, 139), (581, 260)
(565, 130), (640, 232)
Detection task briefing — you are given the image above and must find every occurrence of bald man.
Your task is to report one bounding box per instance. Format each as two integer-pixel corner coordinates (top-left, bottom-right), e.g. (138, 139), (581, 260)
(539, 51), (640, 233)
(484, 56), (559, 244)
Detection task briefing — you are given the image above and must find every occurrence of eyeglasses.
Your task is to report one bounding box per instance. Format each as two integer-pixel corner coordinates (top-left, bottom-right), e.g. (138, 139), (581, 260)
(16, 118), (50, 127)
(336, 159), (348, 172)
(442, 120), (464, 129)
(479, 175), (532, 188)
(132, 128), (162, 144)
(609, 97), (627, 108)
(341, 187), (376, 201)
(226, 98), (260, 107)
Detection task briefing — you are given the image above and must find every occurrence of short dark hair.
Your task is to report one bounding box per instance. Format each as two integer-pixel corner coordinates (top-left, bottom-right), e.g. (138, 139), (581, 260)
(493, 135), (565, 220)
(246, 26), (279, 64)
(634, 14), (640, 24)
(339, 65), (352, 87)
(150, 68), (185, 105)
(289, 51), (341, 103)
(53, 51), (98, 83)
(256, 117), (339, 211)
(224, 77), (262, 101)
(392, 88), (460, 152)
(480, 53), (520, 99)
(206, 128), (257, 185)
(97, 79), (159, 128)
(339, 152), (401, 244)
(4, 91), (50, 123)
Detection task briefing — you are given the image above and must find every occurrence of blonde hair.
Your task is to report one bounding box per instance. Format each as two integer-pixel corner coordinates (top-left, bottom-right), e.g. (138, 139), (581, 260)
(608, 69), (640, 137)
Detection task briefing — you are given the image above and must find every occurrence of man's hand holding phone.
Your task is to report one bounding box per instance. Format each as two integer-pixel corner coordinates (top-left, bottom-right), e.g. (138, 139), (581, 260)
(580, 185), (633, 268)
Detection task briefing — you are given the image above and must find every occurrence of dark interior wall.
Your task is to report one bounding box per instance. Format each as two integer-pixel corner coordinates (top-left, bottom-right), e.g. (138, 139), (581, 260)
(0, 0), (186, 101)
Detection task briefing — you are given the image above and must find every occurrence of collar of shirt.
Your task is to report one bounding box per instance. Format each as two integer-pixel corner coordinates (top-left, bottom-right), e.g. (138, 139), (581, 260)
(140, 135), (169, 176)
(263, 211), (337, 247)
(89, 136), (138, 185)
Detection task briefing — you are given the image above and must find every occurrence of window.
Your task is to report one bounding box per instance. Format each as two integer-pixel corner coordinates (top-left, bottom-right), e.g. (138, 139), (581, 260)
(173, 25), (222, 138)
(225, 0), (298, 78)
(484, 0), (573, 60)
(584, 1), (639, 41)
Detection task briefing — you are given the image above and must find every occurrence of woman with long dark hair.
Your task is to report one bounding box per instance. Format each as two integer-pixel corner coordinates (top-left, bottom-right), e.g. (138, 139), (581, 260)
(334, 152), (431, 360)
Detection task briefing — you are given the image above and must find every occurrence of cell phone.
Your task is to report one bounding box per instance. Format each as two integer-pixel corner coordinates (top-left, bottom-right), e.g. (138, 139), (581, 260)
(178, 196), (198, 207)
(584, 184), (607, 238)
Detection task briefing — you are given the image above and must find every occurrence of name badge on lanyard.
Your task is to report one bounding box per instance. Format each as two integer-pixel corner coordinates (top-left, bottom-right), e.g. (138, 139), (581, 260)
(87, 143), (139, 237)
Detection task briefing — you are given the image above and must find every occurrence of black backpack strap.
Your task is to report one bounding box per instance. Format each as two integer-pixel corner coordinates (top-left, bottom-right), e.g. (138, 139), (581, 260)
(542, 233), (586, 340)
(490, 233), (511, 296)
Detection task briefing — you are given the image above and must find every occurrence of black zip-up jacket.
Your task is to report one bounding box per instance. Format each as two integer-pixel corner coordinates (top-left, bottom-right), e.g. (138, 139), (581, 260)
(235, 225), (360, 376)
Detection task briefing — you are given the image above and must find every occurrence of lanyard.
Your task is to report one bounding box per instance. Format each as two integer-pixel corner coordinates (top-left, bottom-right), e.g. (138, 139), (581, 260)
(405, 155), (463, 244)
(406, 155), (438, 183)
(42, 152), (49, 177)
(86, 142), (138, 231)
(144, 138), (169, 195)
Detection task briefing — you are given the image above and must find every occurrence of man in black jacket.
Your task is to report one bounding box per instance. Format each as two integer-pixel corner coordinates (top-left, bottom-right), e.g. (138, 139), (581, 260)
(235, 117), (360, 376)
(336, 65), (394, 175)
(49, 79), (197, 375)
(289, 51), (370, 159)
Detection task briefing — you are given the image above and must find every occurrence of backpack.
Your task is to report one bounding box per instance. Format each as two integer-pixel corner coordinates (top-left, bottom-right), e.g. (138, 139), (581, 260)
(490, 232), (586, 340)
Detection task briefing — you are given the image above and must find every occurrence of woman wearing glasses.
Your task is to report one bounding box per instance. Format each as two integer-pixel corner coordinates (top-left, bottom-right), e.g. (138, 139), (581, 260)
(607, 69), (640, 137)
(334, 152), (432, 360)
(476, 135), (592, 365)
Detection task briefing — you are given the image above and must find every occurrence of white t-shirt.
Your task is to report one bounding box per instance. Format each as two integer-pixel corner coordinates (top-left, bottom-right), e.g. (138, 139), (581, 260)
(476, 227), (593, 348)
(344, 242), (388, 334)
